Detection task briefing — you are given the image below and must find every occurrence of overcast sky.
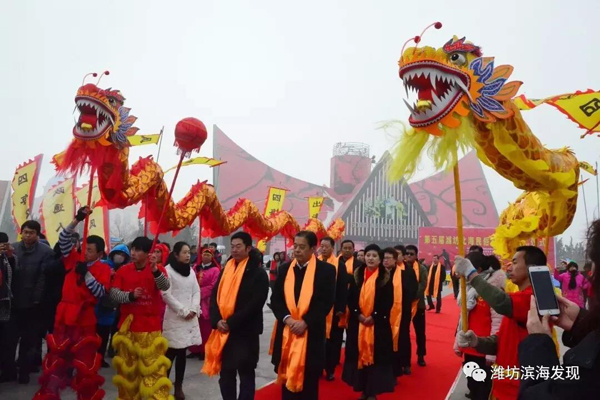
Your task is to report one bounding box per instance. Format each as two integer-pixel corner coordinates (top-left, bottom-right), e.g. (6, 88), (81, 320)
(1, 0), (599, 241)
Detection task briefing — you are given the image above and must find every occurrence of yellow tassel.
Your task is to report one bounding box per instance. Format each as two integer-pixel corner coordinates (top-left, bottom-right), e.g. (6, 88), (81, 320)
(382, 120), (429, 181)
(112, 374), (141, 392)
(112, 334), (136, 353)
(138, 355), (171, 376)
(112, 356), (138, 378)
(138, 376), (173, 398)
(137, 336), (169, 358)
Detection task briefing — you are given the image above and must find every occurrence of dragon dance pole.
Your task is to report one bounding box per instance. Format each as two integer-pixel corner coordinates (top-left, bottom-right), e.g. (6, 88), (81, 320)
(453, 156), (468, 332)
(151, 152), (185, 249)
(144, 127), (165, 237)
(81, 167), (96, 262)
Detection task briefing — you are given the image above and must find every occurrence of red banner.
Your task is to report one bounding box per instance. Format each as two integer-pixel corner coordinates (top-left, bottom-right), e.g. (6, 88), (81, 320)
(418, 227), (556, 268)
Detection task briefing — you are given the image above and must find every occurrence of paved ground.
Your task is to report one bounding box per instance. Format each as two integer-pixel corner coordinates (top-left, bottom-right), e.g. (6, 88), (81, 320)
(0, 283), (569, 399)
(0, 290), (278, 400)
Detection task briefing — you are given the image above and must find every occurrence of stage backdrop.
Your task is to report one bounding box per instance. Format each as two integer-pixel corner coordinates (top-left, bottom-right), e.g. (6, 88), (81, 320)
(419, 227), (556, 267)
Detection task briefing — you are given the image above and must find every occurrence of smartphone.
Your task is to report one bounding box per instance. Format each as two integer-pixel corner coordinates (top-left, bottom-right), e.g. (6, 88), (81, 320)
(529, 266), (560, 316)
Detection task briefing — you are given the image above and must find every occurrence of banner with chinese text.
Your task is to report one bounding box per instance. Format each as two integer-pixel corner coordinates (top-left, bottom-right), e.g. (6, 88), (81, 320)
(40, 178), (75, 246)
(308, 196), (324, 219)
(75, 180), (110, 250)
(11, 154), (44, 233)
(257, 187), (288, 252)
(418, 227), (556, 268)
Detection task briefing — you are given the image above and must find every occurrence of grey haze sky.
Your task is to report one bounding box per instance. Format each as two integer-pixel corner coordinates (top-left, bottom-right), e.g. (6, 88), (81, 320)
(1, 0), (599, 241)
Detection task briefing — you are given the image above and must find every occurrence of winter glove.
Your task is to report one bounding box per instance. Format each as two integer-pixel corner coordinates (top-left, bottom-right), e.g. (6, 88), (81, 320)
(75, 261), (88, 276)
(76, 206), (92, 222)
(454, 256), (477, 279)
(457, 329), (479, 348)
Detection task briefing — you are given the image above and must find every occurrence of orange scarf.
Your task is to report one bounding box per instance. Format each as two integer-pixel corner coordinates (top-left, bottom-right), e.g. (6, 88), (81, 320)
(201, 257), (248, 376)
(358, 267), (379, 369)
(320, 254), (338, 339)
(276, 255), (317, 392)
(400, 261), (420, 318)
(338, 256), (354, 328)
(389, 267), (403, 352)
(425, 262), (442, 297)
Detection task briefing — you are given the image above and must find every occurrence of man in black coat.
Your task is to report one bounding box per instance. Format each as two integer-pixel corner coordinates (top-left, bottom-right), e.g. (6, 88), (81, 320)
(392, 245), (419, 375)
(209, 232), (269, 400)
(319, 236), (348, 381)
(7, 220), (53, 383)
(271, 231), (336, 399)
(339, 239), (364, 274)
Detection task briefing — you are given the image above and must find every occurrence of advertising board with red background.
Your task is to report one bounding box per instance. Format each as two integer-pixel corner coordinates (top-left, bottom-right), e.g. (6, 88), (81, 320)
(418, 227), (556, 268)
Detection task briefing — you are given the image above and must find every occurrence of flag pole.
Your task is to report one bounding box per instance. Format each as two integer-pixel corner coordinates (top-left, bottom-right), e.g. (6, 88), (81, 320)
(596, 161), (599, 219)
(453, 153), (468, 332)
(582, 180), (590, 228)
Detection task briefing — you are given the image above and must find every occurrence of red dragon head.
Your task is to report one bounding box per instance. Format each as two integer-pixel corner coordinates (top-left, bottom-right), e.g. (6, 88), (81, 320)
(73, 71), (137, 145)
(54, 72), (138, 173)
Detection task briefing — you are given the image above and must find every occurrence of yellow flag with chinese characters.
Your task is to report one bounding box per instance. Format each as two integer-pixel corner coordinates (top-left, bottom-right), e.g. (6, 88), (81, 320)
(41, 178), (75, 246)
(256, 187), (288, 252)
(308, 196), (324, 219)
(127, 134), (161, 146)
(75, 180), (109, 246)
(514, 91), (600, 137)
(164, 157), (226, 173)
(11, 154), (43, 232)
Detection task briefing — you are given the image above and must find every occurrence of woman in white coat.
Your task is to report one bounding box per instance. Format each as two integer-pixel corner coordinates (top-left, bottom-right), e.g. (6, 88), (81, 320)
(162, 241), (201, 400)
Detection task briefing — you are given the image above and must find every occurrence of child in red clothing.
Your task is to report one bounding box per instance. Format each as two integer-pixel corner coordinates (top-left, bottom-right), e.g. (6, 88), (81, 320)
(35, 207), (111, 400)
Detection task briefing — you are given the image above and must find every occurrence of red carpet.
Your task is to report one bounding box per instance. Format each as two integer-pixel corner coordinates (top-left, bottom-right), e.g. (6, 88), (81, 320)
(257, 295), (461, 400)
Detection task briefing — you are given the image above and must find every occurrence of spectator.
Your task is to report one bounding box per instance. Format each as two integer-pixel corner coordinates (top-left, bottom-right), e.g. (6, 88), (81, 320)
(41, 244), (66, 359)
(209, 242), (222, 266)
(190, 245), (198, 265)
(356, 249), (365, 264)
(96, 244), (131, 367)
(553, 261), (591, 308)
(188, 247), (220, 360)
(0, 232), (16, 380)
(268, 253), (281, 291)
(4, 221), (53, 384)
(162, 241), (201, 400)
(0, 232), (15, 321)
(518, 219), (600, 398)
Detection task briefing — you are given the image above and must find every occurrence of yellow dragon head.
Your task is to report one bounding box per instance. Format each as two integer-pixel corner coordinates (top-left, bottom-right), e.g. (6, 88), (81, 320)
(388, 23), (523, 180)
(399, 23), (522, 136)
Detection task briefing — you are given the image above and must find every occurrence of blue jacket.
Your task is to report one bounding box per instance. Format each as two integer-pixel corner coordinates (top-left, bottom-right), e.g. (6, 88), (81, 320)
(95, 244), (131, 326)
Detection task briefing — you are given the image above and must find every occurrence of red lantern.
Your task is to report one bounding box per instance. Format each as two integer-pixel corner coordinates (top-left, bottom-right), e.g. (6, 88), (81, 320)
(174, 117), (207, 156)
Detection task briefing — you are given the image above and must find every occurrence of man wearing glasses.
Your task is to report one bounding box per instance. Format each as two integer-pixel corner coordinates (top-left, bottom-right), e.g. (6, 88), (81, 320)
(404, 245), (429, 370)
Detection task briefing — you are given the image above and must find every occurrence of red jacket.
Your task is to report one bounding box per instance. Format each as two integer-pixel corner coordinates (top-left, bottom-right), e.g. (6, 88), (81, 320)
(55, 251), (111, 327)
(113, 262), (168, 332)
(494, 286), (534, 400)
(461, 297), (492, 357)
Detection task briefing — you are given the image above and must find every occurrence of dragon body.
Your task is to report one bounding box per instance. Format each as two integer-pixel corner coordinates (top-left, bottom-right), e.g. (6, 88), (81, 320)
(391, 29), (585, 259)
(53, 81), (345, 241)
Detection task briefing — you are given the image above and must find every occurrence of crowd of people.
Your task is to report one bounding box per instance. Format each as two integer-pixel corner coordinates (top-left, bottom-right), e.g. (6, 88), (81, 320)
(0, 205), (598, 400)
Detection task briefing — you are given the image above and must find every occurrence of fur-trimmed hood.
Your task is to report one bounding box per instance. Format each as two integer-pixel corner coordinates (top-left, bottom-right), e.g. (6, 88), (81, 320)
(354, 264), (390, 289)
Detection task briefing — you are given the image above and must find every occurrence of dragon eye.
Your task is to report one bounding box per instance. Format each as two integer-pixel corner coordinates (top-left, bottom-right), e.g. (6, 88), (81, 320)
(108, 97), (116, 105)
(449, 52), (467, 66)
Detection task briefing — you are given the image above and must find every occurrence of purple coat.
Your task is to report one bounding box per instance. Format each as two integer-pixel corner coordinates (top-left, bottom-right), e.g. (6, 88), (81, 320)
(199, 264), (220, 320)
(554, 270), (591, 308)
